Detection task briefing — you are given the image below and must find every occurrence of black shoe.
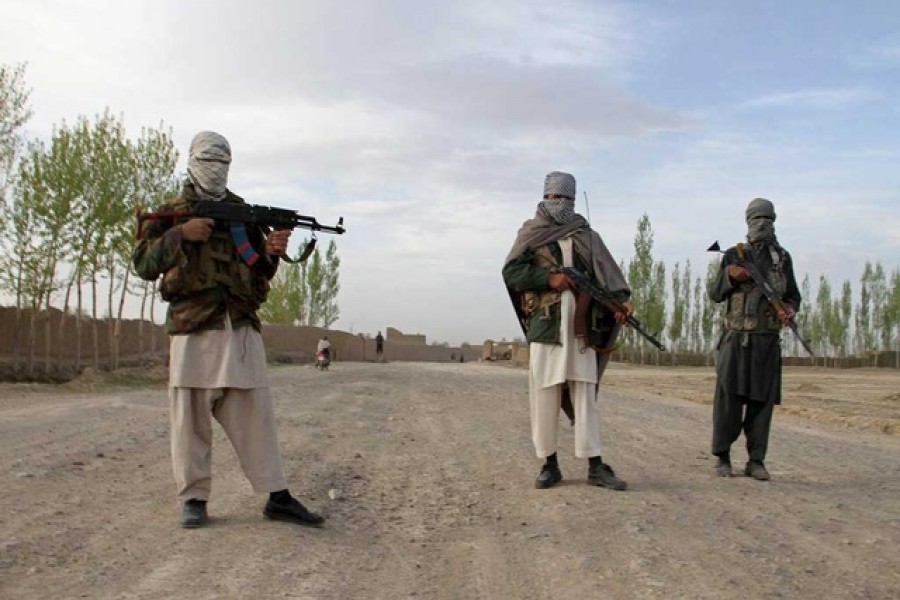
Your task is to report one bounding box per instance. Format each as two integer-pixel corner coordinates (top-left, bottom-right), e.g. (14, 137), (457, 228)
(264, 497), (325, 527)
(715, 457), (733, 477)
(744, 461), (770, 481)
(588, 462), (627, 490)
(181, 499), (208, 528)
(535, 465), (563, 489)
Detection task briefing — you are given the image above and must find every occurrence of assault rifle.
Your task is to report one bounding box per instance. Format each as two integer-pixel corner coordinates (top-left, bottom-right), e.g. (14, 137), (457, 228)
(136, 200), (345, 263)
(560, 266), (667, 351)
(707, 241), (814, 356)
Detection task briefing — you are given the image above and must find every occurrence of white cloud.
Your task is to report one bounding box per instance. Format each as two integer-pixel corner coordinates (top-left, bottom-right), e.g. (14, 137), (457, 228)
(740, 88), (878, 110)
(848, 39), (900, 68)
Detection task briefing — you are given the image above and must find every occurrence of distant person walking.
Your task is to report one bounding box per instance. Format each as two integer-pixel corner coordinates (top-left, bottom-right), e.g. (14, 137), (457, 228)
(502, 171), (632, 491)
(375, 331), (384, 360)
(708, 198), (802, 481)
(132, 131), (324, 529)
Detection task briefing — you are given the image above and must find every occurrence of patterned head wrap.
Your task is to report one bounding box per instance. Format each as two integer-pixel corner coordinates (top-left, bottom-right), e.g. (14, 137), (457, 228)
(187, 131), (231, 201)
(539, 171), (577, 224)
(745, 197), (776, 243)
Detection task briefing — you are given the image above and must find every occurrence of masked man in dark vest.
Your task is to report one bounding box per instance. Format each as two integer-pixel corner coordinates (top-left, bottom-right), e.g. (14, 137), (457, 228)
(708, 198), (801, 481)
(133, 131), (324, 528)
(503, 171), (632, 490)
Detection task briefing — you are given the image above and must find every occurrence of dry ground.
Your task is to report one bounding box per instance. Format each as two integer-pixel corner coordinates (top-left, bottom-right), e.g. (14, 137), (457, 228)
(0, 361), (898, 599)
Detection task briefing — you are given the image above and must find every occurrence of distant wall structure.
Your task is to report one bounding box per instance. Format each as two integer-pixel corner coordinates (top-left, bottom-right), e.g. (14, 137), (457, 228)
(5, 307), (891, 372)
(0, 307), (482, 368)
(265, 325), (479, 363)
(482, 340), (528, 363)
(386, 327), (426, 345)
(484, 339), (898, 370)
(0, 306), (169, 365)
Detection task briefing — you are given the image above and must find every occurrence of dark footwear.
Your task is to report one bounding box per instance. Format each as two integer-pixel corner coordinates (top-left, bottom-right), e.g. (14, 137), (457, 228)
(588, 462), (627, 491)
(715, 458), (733, 477)
(264, 497), (325, 527)
(744, 461), (770, 481)
(535, 465), (563, 489)
(181, 499), (208, 528)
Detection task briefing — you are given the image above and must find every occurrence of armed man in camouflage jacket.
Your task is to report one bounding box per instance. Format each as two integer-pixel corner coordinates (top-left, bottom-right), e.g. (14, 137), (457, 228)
(133, 131), (324, 528)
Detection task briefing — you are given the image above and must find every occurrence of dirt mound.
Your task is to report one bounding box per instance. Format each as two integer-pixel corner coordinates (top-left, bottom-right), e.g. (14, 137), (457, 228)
(0, 363), (77, 383)
(64, 361), (168, 391)
(795, 382), (822, 392)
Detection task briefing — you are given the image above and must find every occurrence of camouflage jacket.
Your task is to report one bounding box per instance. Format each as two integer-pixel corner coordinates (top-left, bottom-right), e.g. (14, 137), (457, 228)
(132, 183), (279, 335)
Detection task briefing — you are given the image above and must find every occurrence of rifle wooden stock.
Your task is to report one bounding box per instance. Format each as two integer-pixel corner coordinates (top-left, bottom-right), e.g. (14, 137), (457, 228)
(561, 267), (666, 352)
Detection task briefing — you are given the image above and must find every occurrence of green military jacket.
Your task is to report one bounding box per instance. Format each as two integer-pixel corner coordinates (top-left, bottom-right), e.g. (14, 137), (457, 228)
(502, 242), (623, 349)
(132, 183), (279, 335)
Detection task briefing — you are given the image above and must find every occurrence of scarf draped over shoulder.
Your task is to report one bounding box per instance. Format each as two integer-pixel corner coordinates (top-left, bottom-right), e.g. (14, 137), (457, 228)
(504, 205), (630, 335)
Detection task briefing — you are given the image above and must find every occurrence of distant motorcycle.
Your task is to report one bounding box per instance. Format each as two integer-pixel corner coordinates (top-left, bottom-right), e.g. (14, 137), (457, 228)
(315, 349), (331, 371)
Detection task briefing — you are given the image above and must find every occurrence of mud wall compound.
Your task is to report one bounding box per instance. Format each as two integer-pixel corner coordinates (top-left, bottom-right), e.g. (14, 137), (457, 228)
(0, 307), (482, 366)
(1, 307), (893, 369)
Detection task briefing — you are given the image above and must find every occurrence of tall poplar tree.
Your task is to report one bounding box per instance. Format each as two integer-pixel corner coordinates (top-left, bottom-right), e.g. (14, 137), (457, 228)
(870, 263), (888, 358)
(702, 259), (719, 364)
(888, 269), (900, 368)
(0, 63), (33, 370)
(627, 214), (666, 363)
(260, 239), (341, 328)
(668, 261), (686, 355)
(836, 280), (852, 360)
(798, 274), (813, 361)
(812, 275), (832, 361)
(0, 63), (32, 207)
(855, 261), (874, 356)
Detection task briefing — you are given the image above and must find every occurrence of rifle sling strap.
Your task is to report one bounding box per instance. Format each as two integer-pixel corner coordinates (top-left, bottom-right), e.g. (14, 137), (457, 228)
(282, 237), (317, 264)
(281, 236), (316, 264)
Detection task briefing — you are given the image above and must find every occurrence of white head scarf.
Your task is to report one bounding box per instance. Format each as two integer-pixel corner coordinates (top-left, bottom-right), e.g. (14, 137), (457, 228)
(187, 131), (231, 200)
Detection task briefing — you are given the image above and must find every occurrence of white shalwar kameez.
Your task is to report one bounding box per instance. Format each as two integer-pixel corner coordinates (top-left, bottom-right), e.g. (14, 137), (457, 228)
(168, 314), (288, 501)
(529, 236), (604, 458)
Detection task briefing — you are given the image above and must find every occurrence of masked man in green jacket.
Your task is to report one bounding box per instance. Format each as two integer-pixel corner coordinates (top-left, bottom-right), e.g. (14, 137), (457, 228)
(503, 171), (632, 491)
(708, 198), (801, 481)
(133, 131), (324, 528)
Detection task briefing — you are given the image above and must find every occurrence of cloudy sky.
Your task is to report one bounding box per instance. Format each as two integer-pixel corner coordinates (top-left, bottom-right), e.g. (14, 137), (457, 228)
(2, 0), (898, 344)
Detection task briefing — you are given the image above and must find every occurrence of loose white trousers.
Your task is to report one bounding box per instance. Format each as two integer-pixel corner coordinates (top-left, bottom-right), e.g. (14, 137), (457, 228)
(529, 379), (603, 459)
(169, 387), (289, 501)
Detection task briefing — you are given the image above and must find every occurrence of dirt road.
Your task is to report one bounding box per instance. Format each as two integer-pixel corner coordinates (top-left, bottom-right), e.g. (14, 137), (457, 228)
(1, 362), (898, 599)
